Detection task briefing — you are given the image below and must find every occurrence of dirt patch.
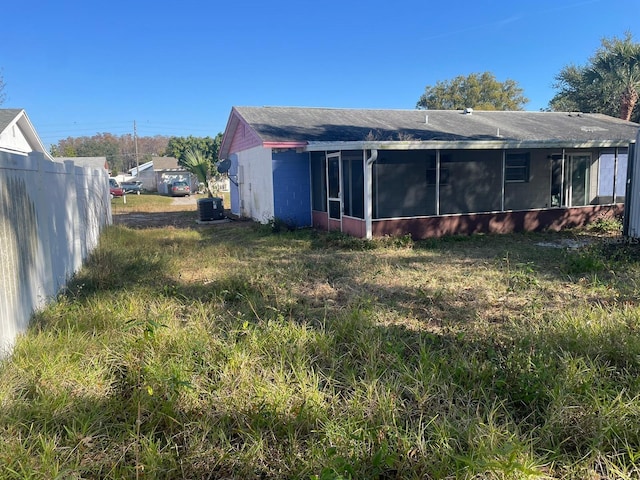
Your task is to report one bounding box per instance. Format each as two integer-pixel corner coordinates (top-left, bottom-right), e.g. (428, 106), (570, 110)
(113, 210), (202, 229)
(169, 195), (198, 207)
(112, 195), (241, 229)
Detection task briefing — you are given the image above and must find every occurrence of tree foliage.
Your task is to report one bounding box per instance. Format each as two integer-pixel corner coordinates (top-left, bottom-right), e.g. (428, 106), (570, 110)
(165, 134), (223, 167)
(182, 149), (214, 197)
(549, 32), (640, 122)
(416, 72), (528, 111)
(50, 133), (225, 175)
(50, 134), (171, 174)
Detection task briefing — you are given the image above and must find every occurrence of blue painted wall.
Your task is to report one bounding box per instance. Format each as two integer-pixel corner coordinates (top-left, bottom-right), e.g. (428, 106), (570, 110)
(272, 151), (312, 227)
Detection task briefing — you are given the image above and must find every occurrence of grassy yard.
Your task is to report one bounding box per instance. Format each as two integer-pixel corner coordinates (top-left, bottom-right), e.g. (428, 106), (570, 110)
(1, 198), (640, 479)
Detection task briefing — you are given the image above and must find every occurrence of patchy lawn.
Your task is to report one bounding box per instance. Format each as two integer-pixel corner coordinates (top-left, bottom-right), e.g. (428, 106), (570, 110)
(1, 200), (640, 479)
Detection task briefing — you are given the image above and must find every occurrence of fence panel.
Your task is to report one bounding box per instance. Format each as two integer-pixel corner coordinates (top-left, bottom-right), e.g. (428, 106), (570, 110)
(0, 153), (110, 356)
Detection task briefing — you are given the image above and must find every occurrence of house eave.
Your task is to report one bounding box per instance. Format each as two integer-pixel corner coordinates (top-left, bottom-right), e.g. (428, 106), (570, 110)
(304, 139), (633, 151)
(263, 141), (308, 149)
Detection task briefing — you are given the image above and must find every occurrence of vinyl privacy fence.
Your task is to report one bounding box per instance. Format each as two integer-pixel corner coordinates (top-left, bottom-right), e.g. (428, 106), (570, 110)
(0, 152), (111, 356)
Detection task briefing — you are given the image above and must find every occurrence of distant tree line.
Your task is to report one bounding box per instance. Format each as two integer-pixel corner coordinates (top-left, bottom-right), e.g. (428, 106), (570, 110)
(50, 133), (223, 175)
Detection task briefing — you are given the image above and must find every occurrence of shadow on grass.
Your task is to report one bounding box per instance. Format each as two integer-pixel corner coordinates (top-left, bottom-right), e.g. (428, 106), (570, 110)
(9, 225), (640, 478)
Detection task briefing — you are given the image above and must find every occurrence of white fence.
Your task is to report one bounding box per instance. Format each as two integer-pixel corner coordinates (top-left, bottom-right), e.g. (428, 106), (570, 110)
(0, 152), (111, 356)
(624, 132), (640, 238)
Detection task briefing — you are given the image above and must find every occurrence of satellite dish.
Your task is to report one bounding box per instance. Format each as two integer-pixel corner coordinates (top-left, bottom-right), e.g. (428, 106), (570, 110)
(217, 158), (231, 174)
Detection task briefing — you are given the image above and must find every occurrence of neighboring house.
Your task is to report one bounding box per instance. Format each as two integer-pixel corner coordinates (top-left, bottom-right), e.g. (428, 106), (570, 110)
(127, 156), (197, 194)
(128, 160), (155, 190)
(219, 106), (639, 239)
(0, 109), (52, 160)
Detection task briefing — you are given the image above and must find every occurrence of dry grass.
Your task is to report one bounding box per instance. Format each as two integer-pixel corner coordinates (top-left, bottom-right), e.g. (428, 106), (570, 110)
(1, 198), (640, 479)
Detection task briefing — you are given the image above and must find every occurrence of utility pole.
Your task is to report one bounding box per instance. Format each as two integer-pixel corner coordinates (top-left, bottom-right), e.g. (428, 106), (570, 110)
(133, 120), (139, 177)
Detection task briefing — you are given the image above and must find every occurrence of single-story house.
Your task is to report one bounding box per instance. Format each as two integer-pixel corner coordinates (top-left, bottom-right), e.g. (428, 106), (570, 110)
(219, 106), (639, 239)
(128, 156), (198, 194)
(0, 109), (52, 161)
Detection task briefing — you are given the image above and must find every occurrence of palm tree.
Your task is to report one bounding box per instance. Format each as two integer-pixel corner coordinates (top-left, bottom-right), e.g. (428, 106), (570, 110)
(182, 148), (213, 198)
(588, 33), (640, 121)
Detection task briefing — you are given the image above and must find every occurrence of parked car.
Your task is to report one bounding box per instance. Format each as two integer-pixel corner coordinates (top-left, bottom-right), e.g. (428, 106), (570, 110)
(109, 178), (124, 197)
(169, 181), (190, 197)
(121, 180), (144, 195)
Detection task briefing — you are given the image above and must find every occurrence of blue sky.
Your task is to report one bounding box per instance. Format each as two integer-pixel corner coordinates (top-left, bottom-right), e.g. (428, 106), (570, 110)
(2, 0), (638, 149)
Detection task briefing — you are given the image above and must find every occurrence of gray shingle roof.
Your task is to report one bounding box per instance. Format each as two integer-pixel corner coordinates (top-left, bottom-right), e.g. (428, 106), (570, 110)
(234, 106), (639, 145)
(0, 109), (23, 132)
(151, 156), (181, 170)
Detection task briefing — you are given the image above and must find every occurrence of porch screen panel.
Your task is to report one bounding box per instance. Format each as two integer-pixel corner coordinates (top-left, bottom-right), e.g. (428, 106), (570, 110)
(615, 148), (628, 202)
(598, 150), (615, 203)
(504, 151), (550, 210)
(567, 155), (591, 207)
(439, 150), (502, 215)
(342, 151), (364, 219)
(310, 152), (327, 212)
(373, 151), (436, 219)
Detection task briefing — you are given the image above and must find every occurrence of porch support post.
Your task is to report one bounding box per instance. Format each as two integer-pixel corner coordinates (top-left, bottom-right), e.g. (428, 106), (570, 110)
(365, 149), (378, 240)
(435, 150), (440, 215)
(561, 149), (566, 206)
(501, 150), (506, 211)
(613, 147), (619, 203)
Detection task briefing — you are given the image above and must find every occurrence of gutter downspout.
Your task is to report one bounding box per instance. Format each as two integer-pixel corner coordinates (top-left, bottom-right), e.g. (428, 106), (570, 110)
(365, 149), (378, 240)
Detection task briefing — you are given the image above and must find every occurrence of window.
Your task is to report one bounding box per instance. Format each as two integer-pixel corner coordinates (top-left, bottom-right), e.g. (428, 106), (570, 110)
(505, 153), (530, 183)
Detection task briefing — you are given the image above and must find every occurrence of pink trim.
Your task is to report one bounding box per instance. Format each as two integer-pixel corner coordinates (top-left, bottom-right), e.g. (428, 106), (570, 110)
(220, 108), (263, 158)
(328, 219), (341, 232)
(312, 210), (329, 230)
(342, 216), (366, 237)
(371, 205), (623, 239)
(220, 108), (309, 158)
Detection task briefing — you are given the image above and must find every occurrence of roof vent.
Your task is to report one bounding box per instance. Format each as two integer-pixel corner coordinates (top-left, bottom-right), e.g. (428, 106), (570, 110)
(464, 108), (474, 115)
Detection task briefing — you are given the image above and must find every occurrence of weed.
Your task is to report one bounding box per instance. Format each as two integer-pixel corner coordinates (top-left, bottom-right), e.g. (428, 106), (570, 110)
(588, 216), (622, 235)
(563, 246), (606, 275)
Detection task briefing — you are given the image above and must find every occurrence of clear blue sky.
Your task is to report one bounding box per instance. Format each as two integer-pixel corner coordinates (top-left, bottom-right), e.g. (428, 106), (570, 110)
(2, 0), (638, 149)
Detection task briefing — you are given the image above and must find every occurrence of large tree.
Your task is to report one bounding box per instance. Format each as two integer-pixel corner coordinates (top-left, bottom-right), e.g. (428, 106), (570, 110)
(416, 72), (528, 110)
(165, 134), (223, 166)
(549, 32), (640, 122)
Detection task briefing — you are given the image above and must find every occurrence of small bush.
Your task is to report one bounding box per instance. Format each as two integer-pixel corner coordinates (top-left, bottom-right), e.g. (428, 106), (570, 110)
(268, 216), (297, 233)
(588, 216), (622, 235)
(563, 247), (606, 275)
